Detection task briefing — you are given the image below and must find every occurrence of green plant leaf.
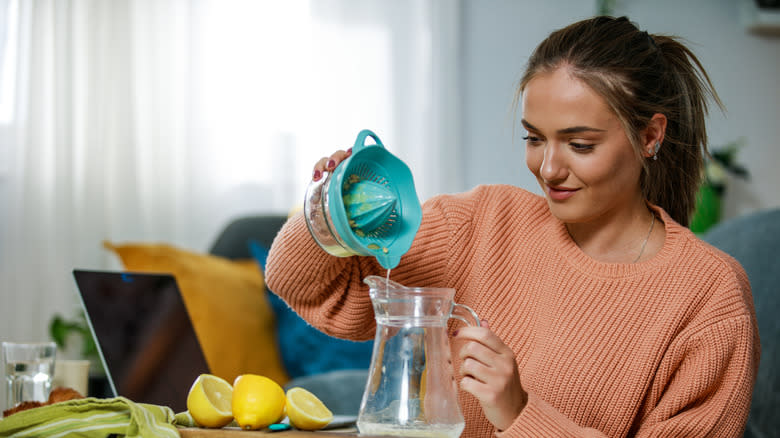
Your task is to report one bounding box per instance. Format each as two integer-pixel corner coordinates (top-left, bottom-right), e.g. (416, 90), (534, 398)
(49, 315), (70, 348)
(48, 311), (99, 360)
(708, 138), (749, 180)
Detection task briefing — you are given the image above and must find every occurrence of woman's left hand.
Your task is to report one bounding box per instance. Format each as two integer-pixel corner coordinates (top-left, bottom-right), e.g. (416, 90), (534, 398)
(455, 321), (527, 431)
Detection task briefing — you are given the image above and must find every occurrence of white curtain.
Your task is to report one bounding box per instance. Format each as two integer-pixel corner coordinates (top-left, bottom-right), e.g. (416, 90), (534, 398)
(0, 0), (460, 355)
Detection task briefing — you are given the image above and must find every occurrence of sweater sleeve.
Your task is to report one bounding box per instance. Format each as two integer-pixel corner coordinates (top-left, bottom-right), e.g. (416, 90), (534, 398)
(264, 212), (379, 341)
(497, 313), (758, 438)
(264, 191), (473, 342)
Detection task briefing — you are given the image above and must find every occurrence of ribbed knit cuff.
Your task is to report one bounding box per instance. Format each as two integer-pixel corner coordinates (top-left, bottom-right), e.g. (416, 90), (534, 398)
(496, 391), (591, 438)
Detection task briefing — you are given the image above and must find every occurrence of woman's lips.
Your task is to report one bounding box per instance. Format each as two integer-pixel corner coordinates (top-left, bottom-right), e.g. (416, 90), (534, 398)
(546, 185), (579, 201)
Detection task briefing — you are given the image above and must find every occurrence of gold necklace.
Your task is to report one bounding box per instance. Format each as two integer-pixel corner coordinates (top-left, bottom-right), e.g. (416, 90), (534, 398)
(632, 213), (656, 263)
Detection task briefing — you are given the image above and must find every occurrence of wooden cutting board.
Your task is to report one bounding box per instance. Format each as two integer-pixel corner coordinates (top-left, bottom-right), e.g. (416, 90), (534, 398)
(178, 426), (361, 437)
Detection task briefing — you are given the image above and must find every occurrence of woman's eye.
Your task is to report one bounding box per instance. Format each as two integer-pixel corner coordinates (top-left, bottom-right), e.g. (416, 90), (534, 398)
(522, 135), (543, 145)
(570, 142), (594, 152)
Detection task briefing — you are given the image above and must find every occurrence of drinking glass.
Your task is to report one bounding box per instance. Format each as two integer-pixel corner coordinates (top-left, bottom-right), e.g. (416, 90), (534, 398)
(3, 342), (57, 411)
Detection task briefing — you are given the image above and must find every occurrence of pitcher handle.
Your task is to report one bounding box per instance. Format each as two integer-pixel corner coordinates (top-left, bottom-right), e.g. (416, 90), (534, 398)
(450, 303), (481, 327)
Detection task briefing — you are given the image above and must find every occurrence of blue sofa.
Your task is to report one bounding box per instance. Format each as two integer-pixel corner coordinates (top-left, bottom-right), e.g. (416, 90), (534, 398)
(703, 208), (779, 438)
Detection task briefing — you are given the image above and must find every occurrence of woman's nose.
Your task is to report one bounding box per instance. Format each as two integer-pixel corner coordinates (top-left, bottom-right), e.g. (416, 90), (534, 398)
(539, 143), (568, 183)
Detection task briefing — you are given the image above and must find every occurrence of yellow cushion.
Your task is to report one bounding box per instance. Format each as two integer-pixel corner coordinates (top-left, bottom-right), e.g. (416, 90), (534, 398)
(103, 241), (289, 386)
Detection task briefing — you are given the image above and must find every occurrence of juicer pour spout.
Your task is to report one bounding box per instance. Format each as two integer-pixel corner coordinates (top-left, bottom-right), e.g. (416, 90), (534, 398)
(363, 275), (408, 290)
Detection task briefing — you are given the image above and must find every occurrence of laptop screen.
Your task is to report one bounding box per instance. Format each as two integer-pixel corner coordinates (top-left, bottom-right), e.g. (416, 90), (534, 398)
(73, 270), (210, 412)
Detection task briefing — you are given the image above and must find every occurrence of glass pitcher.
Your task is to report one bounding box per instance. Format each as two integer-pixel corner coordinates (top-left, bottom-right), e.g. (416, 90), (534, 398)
(358, 276), (480, 437)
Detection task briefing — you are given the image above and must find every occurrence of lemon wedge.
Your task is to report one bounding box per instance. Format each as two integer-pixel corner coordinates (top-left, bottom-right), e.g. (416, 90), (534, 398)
(186, 374), (234, 428)
(286, 387), (334, 431)
(232, 374), (286, 430)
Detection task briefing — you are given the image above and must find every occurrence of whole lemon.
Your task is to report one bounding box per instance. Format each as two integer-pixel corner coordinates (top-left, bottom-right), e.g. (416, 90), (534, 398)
(186, 374), (234, 428)
(232, 374), (286, 430)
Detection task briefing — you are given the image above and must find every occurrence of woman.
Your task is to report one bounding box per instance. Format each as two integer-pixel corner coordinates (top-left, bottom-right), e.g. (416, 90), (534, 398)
(266, 16), (759, 437)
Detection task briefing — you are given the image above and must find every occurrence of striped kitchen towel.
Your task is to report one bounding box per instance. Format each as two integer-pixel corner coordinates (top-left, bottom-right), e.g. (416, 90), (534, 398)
(0, 397), (179, 437)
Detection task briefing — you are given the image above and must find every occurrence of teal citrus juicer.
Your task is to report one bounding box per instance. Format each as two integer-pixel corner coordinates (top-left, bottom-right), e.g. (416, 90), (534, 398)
(304, 129), (422, 269)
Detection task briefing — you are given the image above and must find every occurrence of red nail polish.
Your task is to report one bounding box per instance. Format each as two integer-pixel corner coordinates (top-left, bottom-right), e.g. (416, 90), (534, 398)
(452, 329), (459, 337)
(313, 169), (321, 180)
(326, 159), (336, 169)
(346, 148), (353, 156)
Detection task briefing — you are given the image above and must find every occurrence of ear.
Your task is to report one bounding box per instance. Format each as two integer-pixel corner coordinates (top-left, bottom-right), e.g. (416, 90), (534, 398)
(642, 113), (667, 158)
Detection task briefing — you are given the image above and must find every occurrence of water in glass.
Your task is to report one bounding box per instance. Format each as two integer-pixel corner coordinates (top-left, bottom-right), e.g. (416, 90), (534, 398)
(5, 359), (55, 406)
(3, 342), (56, 411)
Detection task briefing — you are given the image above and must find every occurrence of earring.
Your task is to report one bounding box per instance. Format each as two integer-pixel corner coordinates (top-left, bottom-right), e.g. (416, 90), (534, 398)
(652, 141), (661, 161)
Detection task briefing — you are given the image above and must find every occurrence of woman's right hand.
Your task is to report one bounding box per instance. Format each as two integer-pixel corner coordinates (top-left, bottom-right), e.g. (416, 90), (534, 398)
(312, 148), (352, 181)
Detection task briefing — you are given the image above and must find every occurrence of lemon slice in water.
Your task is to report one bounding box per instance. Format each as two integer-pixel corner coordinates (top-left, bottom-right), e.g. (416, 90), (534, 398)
(186, 374), (233, 428)
(286, 387), (334, 431)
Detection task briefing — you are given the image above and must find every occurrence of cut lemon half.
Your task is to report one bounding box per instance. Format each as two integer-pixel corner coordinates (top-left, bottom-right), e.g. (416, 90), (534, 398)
(186, 374), (233, 428)
(286, 387), (333, 431)
(232, 374), (286, 430)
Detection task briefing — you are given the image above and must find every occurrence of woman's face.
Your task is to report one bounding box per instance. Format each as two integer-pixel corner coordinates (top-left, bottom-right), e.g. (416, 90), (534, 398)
(521, 68), (643, 225)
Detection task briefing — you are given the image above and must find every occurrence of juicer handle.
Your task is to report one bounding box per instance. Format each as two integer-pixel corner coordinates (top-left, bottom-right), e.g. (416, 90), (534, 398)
(353, 129), (385, 153)
(450, 303), (481, 327)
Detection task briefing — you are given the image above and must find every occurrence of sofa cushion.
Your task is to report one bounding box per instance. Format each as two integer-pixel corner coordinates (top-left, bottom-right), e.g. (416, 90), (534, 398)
(702, 209), (780, 438)
(248, 240), (373, 379)
(103, 241), (289, 386)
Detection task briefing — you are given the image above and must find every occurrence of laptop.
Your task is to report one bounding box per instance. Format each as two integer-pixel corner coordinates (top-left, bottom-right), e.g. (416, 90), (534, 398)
(73, 269), (211, 412)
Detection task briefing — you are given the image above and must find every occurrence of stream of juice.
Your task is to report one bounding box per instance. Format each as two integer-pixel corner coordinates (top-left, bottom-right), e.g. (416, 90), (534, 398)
(386, 269), (392, 289)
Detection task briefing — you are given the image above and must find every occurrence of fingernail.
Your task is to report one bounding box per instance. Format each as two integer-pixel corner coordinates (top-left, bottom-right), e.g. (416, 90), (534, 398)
(452, 329), (459, 337)
(313, 169), (321, 181)
(346, 147), (353, 156)
(326, 159), (336, 170)
(481, 319), (489, 328)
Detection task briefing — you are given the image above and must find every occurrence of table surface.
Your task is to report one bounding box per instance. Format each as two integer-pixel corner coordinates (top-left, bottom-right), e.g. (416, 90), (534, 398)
(177, 426), (365, 437)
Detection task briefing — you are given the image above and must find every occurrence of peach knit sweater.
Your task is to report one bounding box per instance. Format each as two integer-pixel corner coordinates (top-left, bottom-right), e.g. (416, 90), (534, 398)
(266, 184), (759, 437)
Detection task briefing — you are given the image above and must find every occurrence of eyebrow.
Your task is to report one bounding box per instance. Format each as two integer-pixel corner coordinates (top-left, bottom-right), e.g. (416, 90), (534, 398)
(521, 119), (607, 134)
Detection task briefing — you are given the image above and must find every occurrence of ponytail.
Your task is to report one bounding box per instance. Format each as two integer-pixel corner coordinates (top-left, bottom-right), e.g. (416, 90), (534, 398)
(644, 35), (723, 226)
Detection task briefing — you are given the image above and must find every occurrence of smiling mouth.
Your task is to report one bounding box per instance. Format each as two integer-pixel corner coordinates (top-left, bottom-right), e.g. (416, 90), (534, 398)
(546, 185), (579, 201)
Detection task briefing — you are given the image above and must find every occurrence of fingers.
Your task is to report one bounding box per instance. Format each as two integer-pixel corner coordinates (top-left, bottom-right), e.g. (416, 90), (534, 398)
(312, 157), (329, 181)
(455, 327), (526, 431)
(456, 327), (515, 383)
(459, 345), (497, 384)
(458, 337), (510, 381)
(312, 148), (353, 181)
(459, 373), (490, 397)
(455, 325), (511, 356)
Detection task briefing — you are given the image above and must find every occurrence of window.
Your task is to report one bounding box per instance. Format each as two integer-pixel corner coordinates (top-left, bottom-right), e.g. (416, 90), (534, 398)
(0, 0), (18, 177)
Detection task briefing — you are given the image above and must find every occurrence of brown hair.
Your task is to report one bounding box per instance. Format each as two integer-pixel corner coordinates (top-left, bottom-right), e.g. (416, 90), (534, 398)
(516, 16), (722, 226)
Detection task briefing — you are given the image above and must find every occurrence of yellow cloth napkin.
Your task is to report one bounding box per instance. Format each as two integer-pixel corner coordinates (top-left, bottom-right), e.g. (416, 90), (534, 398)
(0, 397), (179, 438)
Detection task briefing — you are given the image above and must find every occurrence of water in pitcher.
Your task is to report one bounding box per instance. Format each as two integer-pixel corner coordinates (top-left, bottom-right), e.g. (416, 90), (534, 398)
(358, 422), (465, 438)
(357, 274), (479, 438)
